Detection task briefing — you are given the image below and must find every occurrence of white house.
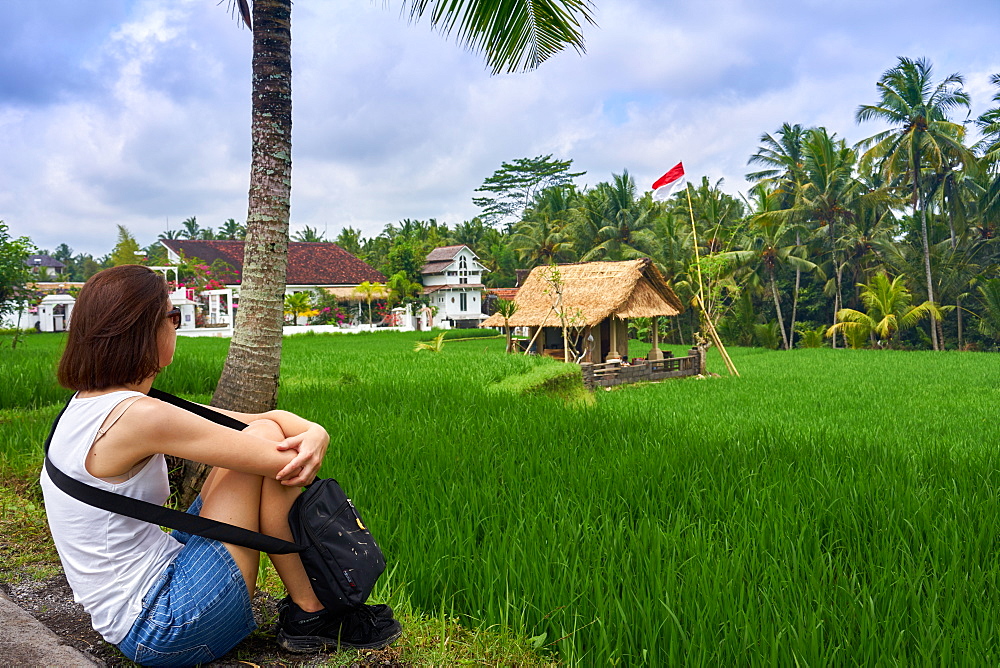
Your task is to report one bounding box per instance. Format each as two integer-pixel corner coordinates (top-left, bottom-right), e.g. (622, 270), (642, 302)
(420, 245), (489, 329)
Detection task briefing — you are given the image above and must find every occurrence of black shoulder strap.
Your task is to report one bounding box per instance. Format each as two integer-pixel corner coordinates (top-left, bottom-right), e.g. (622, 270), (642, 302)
(43, 390), (304, 554)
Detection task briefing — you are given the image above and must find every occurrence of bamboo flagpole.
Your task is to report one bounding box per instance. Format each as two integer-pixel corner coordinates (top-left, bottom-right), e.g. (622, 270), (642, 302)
(685, 182), (740, 378)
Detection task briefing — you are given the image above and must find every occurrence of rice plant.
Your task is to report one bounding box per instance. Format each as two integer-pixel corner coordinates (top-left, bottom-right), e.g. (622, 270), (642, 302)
(6, 331), (1000, 664)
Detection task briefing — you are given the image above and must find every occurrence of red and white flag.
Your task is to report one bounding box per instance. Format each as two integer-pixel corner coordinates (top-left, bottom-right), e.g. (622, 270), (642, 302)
(652, 162), (685, 201)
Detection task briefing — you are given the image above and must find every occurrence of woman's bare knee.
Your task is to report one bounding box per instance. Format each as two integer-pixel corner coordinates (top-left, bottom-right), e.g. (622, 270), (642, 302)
(243, 418), (284, 442)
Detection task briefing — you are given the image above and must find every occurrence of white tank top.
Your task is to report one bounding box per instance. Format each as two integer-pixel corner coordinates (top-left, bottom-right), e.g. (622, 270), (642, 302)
(40, 391), (184, 644)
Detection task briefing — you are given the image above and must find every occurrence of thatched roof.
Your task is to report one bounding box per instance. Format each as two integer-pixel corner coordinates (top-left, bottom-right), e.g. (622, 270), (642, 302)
(481, 259), (683, 328)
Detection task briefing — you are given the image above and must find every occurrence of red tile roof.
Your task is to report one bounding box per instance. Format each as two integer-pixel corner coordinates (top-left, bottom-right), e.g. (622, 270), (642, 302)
(488, 287), (519, 300)
(160, 240), (385, 285)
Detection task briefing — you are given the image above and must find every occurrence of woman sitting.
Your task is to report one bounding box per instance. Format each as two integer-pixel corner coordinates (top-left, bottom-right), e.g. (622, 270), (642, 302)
(40, 265), (401, 666)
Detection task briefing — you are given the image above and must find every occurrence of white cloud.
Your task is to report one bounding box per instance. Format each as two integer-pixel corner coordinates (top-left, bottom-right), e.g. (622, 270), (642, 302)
(2, 0), (998, 255)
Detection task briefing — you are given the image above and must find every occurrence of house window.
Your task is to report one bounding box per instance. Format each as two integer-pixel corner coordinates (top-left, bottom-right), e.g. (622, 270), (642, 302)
(460, 293), (467, 311)
(448, 271), (457, 276)
(459, 256), (467, 270)
(459, 277), (467, 284)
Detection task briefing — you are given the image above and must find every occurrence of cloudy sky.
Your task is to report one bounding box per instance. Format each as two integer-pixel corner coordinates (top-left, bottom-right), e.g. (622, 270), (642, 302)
(2, 0), (998, 258)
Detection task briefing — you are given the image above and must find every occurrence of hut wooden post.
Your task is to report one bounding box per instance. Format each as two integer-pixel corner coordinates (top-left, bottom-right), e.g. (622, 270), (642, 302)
(607, 316), (620, 361)
(648, 317), (663, 360)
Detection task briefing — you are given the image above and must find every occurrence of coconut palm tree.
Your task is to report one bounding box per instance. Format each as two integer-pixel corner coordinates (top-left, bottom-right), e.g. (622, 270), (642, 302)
(746, 122), (808, 209)
(580, 172), (658, 261)
(354, 280), (388, 324)
(509, 215), (574, 267)
(283, 291), (314, 324)
(827, 272), (943, 349)
(747, 123), (808, 341)
(855, 56), (974, 350)
(212, 0), (597, 420)
(292, 225), (327, 242)
(722, 199), (816, 350)
(975, 73), (1000, 169)
(973, 277), (1000, 340)
(180, 216), (202, 239)
(218, 218), (247, 240)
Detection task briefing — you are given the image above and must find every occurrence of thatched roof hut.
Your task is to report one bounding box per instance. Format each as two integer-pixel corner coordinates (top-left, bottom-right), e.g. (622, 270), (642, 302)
(481, 258), (683, 329)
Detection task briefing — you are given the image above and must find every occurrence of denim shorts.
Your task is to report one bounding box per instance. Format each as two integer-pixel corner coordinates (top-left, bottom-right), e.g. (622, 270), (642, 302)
(117, 497), (258, 666)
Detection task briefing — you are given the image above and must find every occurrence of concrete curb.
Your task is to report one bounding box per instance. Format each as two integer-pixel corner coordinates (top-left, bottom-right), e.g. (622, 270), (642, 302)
(0, 589), (97, 667)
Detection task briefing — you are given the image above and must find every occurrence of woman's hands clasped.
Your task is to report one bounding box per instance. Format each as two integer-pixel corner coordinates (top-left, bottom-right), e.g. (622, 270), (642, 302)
(274, 423), (329, 486)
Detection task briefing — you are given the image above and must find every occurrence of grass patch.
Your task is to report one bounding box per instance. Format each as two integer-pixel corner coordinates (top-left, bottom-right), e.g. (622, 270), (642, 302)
(0, 477), (61, 583)
(490, 358), (591, 404)
(10, 332), (1000, 663)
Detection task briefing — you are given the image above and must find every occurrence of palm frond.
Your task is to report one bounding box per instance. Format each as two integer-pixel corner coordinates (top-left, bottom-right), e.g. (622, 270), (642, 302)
(405, 0), (596, 74)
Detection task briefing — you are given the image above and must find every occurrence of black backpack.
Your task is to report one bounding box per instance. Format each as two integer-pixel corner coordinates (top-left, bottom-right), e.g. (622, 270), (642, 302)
(43, 387), (385, 613)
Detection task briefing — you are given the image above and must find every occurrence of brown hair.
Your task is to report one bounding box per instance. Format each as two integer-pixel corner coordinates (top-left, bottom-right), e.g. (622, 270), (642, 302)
(57, 265), (170, 391)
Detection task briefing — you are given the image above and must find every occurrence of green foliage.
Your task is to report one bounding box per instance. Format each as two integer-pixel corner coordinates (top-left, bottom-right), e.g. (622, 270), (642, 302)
(354, 281), (388, 324)
(795, 323), (828, 348)
(0, 222), (36, 318)
(291, 225), (327, 242)
(384, 243), (428, 284)
(335, 226), (364, 256)
(753, 321), (780, 349)
(489, 357), (587, 402)
(283, 291), (315, 321)
(828, 272), (942, 348)
(217, 218), (246, 240)
(413, 332), (446, 353)
(405, 0), (595, 76)
(109, 224), (143, 266)
(417, 328), (500, 341)
(473, 155), (585, 226)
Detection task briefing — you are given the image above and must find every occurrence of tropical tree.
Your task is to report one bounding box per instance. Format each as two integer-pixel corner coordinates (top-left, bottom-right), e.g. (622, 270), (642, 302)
(747, 123), (807, 341)
(335, 226), (365, 256)
(211, 0), (596, 422)
(451, 218), (491, 249)
(218, 218), (247, 240)
(827, 272), (943, 348)
(723, 195), (816, 350)
(746, 122), (807, 209)
(855, 56), (974, 350)
(292, 225), (327, 242)
(494, 297), (520, 352)
(354, 280), (388, 324)
(579, 171), (658, 261)
(180, 216), (202, 239)
(386, 271), (423, 306)
(110, 225), (143, 266)
(0, 222), (36, 347)
(975, 73), (1000, 168)
(283, 291), (315, 324)
(473, 154), (585, 227)
(509, 198), (576, 267)
(973, 277), (1000, 341)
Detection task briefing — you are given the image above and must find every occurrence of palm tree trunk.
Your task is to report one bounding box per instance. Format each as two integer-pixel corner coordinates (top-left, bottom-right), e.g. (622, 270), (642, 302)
(831, 275), (841, 350)
(957, 295), (963, 349)
(916, 182), (939, 350)
(175, 0), (293, 507)
(790, 231), (801, 349)
(770, 269), (789, 350)
(947, 199), (963, 349)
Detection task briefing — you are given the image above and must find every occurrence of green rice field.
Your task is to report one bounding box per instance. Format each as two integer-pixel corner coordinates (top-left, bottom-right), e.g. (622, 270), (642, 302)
(4, 331), (1000, 665)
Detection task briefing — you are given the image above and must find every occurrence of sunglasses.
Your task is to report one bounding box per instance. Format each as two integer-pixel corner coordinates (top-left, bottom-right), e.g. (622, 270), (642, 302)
(166, 307), (181, 330)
